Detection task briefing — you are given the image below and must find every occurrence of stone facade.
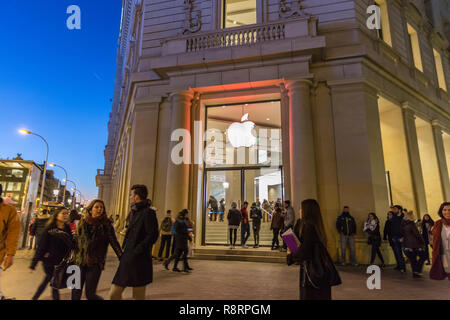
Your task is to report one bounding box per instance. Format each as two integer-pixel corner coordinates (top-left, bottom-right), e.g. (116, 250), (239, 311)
(97, 0), (450, 263)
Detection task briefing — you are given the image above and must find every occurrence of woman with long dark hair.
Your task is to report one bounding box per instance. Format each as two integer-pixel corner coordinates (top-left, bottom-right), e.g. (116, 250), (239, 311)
(421, 214), (434, 265)
(71, 199), (123, 300)
(292, 199), (341, 300)
(29, 208), (73, 300)
(430, 202), (450, 281)
(364, 213), (385, 267)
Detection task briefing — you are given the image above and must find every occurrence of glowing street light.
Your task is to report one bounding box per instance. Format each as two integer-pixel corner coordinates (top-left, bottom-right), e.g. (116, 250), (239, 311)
(19, 128), (49, 215)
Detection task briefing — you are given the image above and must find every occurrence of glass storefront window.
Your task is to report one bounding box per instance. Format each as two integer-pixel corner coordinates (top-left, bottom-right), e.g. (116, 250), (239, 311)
(205, 101), (282, 169)
(223, 0), (257, 29)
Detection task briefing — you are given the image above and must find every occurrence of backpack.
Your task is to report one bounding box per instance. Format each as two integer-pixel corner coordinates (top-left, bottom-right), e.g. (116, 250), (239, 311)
(161, 217), (172, 233)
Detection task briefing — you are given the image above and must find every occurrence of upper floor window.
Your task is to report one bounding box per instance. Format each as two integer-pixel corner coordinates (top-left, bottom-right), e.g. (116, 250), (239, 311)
(223, 0), (257, 28)
(407, 23), (423, 72)
(374, 0), (392, 47)
(433, 48), (448, 91)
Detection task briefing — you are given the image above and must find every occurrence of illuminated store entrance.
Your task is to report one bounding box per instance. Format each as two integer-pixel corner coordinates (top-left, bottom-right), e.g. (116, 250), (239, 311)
(202, 100), (284, 246)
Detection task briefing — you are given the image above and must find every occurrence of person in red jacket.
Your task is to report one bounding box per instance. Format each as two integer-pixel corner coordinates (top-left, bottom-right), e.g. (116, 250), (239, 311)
(430, 202), (450, 281)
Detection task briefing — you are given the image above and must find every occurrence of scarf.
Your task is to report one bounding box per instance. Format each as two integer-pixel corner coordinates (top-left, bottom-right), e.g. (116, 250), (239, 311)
(443, 218), (450, 227)
(84, 212), (110, 226)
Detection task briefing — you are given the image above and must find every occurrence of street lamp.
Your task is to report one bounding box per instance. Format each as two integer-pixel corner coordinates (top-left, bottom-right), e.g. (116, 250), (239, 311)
(49, 163), (68, 204)
(71, 188), (85, 206)
(19, 129), (49, 215)
(65, 179), (77, 209)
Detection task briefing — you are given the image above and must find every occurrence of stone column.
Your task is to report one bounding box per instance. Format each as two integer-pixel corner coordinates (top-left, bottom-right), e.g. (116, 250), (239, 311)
(165, 90), (194, 215)
(280, 84), (292, 201)
(431, 120), (450, 200)
(401, 103), (428, 215)
(129, 98), (161, 199)
(330, 81), (389, 264)
(285, 79), (318, 212)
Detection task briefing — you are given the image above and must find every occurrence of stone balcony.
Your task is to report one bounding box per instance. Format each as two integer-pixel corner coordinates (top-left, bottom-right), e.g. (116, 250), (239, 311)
(151, 17), (326, 79)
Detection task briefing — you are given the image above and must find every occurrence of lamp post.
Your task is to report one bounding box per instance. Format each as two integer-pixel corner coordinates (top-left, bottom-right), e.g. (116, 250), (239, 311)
(71, 188), (84, 207)
(49, 163), (68, 204)
(65, 179), (77, 209)
(19, 129), (48, 215)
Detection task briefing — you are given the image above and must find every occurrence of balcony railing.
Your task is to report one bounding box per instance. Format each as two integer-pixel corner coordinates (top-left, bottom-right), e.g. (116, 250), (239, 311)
(161, 17), (318, 56)
(185, 22), (286, 52)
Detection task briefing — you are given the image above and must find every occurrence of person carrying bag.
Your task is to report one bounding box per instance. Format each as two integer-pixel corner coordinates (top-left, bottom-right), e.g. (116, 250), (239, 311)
(292, 199), (341, 300)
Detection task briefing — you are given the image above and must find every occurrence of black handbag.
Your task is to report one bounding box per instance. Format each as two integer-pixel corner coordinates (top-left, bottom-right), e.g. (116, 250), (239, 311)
(51, 258), (71, 289)
(303, 241), (342, 289)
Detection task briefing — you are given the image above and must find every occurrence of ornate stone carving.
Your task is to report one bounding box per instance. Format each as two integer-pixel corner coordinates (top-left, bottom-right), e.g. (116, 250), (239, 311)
(279, 0), (308, 19)
(183, 0), (202, 34)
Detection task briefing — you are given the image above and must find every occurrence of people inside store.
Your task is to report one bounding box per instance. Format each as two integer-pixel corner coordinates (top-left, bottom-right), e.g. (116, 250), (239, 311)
(208, 195), (219, 222)
(219, 198), (225, 222)
(270, 207), (284, 250)
(227, 202), (241, 249)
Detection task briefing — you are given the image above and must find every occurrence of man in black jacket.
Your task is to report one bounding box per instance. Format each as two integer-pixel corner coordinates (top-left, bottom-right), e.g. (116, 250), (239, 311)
(336, 206), (358, 266)
(110, 185), (159, 300)
(390, 205), (406, 272)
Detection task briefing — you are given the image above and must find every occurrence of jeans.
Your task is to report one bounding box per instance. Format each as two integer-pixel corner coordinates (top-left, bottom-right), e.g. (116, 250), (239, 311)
(32, 263), (59, 300)
(253, 223), (261, 246)
(272, 228), (280, 248)
(158, 235), (172, 259)
(229, 228), (237, 246)
(370, 244), (385, 265)
(173, 247), (189, 270)
(391, 237), (406, 270)
(403, 248), (426, 274)
(241, 222), (250, 245)
(71, 264), (103, 300)
(340, 234), (356, 264)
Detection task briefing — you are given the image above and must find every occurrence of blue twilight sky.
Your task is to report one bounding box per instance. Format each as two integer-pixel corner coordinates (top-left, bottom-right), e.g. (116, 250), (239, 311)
(0, 1), (123, 201)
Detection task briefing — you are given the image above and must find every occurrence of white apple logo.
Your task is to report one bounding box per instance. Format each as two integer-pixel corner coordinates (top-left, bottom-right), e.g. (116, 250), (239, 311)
(226, 113), (257, 148)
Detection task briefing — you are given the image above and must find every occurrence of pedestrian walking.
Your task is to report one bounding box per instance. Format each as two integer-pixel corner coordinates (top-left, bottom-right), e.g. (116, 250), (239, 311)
(71, 200), (123, 300)
(390, 205), (406, 273)
(28, 213), (37, 249)
(29, 208), (74, 300)
(281, 200), (295, 251)
(363, 213), (385, 267)
(31, 209), (51, 249)
(430, 202), (450, 281)
(270, 207), (284, 250)
(110, 185), (159, 300)
(250, 202), (262, 248)
(170, 210), (193, 273)
(292, 199), (341, 300)
(0, 184), (21, 300)
(158, 210), (173, 261)
(401, 211), (426, 278)
(227, 202), (241, 249)
(336, 206), (358, 266)
(421, 214), (434, 265)
(240, 201), (250, 248)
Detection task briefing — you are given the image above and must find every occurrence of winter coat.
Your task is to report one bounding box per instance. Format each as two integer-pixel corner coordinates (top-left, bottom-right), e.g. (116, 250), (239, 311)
(250, 208), (262, 226)
(0, 201), (21, 263)
(430, 219), (450, 281)
(174, 218), (191, 250)
(401, 219), (425, 249)
(112, 200), (159, 287)
(271, 211), (284, 230)
(389, 213), (404, 238)
(284, 206), (295, 227)
(336, 212), (356, 236)
(227, 208), (241, 226)
(364, 219), (382, 247)
(73, 217), (123, 270)
(383, 218), (394, 246)
(30, 224), (74, 269)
